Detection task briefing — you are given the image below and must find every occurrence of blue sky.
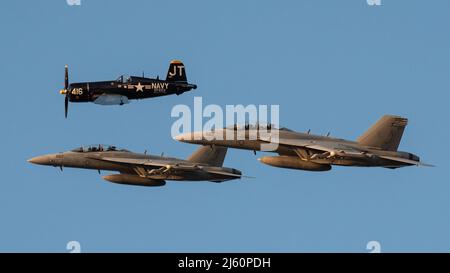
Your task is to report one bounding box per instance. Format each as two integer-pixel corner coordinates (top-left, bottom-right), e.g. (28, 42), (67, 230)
(1, 0), (449, 252)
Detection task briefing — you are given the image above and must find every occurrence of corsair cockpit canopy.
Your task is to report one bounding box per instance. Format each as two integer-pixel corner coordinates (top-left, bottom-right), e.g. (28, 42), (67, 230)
(115, 75), (131, 83)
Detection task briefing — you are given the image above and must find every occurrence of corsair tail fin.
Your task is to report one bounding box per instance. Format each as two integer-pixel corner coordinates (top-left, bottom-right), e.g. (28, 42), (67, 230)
(187, 145), (227, 167)
(166, 60), (187, 82)
(357, 115), (408, 151)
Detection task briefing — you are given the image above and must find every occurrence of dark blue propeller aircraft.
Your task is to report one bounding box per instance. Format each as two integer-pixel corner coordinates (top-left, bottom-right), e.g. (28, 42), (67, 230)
(59, 60), (197, 118)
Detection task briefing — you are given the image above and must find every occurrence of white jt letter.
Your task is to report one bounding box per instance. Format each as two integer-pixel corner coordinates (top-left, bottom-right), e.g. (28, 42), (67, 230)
(177, 66), (184, 76)
(169, 65), (184, 76)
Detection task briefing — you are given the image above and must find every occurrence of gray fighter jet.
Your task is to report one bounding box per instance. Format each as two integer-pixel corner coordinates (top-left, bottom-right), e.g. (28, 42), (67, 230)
(28, 144), (242, 186)
(175, 115), (432, 171)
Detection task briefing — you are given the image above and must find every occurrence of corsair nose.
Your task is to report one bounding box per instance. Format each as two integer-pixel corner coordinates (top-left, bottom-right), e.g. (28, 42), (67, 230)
(27, 155), (50, 165)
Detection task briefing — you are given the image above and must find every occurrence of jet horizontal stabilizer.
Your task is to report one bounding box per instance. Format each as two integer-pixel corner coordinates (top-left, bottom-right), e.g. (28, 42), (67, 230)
(378, 155), (434, 167)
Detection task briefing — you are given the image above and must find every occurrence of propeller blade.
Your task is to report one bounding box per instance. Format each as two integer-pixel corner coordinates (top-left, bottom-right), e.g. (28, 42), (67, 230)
(65, 95), (69, 118)
(63, 65), (70, 118)
(64, 65), (69, 89)
(60, 152), (64, 171)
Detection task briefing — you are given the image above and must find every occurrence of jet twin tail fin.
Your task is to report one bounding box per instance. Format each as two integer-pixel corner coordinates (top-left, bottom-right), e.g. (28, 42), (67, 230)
(357, 115), (408, 151)
(187, 145), (227, 167)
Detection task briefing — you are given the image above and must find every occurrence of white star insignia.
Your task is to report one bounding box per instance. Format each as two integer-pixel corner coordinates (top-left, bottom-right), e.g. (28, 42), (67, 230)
(135, 82), (144, 92)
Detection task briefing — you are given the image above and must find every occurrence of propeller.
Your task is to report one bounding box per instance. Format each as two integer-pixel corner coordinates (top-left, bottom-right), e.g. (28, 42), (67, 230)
(59, 65), (70, 118)
(59, 152), (64, 171)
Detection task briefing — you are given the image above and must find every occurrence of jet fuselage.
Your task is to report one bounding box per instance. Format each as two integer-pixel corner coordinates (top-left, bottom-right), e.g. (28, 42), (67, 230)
(28, 146), (241, 182)
(176, 127), (420, 169)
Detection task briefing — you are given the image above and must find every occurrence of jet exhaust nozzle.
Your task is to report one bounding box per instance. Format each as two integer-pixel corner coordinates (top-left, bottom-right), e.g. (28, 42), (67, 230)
(258, 156), (332, 171)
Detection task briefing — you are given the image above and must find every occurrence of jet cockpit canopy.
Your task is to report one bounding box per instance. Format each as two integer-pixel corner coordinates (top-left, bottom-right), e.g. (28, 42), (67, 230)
(224, 123), (278, 131)
(71, 144), (129, 153)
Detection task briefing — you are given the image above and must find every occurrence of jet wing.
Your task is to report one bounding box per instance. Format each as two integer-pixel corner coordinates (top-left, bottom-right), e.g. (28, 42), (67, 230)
(96, 156), (200, 171)
(259, 135), (433, 167)
(95, 156), (174, 167)
(378, 155), (434, 167)
(197, 167), (243, 178)
(92, 156), (243, 177)
(259, 135), (364, 155)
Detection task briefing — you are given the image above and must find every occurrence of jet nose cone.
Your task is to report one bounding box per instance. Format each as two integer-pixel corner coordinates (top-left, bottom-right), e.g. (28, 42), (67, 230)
(174, 132), (208, 144)
(174, 133), (192, 142)
(27, 156), (49, 165)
